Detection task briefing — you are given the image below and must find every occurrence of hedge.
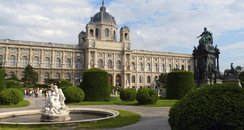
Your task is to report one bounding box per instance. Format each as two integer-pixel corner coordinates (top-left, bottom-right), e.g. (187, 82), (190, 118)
(63, 86), (85, 103)
(59, 79), (73, 89)
(136, 88), (158, 105)
(81, 68), (110, 101)
(0, 88), (24, 105)
(120, 88), (137, 101)
(166, 71), (194, 99)
(168, 84), (244, 130)
(6, 80), (20, 88)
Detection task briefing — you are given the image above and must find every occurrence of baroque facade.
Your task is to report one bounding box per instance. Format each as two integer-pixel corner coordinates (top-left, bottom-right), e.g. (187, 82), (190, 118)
(0, 3), (193, 88)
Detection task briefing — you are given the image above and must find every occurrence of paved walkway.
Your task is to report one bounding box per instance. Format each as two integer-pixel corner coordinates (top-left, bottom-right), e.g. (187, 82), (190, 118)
(0, 97), (171, 130)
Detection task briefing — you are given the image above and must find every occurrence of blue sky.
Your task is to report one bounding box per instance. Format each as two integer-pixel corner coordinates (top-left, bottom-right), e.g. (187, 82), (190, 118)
(0, 0), (244, 71)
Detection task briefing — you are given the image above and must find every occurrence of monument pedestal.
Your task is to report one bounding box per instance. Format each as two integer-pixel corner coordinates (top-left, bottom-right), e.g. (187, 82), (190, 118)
(40, 113), (70, 122)
(223, 79), (242, 87)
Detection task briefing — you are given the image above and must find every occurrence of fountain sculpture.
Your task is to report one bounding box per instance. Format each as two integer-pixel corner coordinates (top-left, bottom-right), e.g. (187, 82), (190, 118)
(40, 84), (70, 122)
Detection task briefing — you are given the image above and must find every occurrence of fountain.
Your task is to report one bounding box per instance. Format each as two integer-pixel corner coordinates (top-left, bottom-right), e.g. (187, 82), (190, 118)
(0, 85), (119, 125)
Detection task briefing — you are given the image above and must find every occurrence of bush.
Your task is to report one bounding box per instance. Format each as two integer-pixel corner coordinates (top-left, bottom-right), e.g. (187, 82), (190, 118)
(81, 68), (110, 101)
(0, 68), (6, 91)
(239, 72), (244, 82)
(6, 80), (20, 88)
(168, 84), (244, 130)
(0, 88), (24, 105)
(63, 86), (85, 103)
(120, 88), (137, 101)
(136, 88), (158, 105)
(59, 79), (73, 89)
(166, 71), (194, 99)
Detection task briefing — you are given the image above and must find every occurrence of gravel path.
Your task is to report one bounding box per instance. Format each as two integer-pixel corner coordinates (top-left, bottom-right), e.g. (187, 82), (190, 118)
(0, 97), (171, 130)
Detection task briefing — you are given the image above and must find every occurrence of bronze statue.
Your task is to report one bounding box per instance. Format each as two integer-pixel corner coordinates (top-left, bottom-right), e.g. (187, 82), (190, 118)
(197, 27), (213, 45)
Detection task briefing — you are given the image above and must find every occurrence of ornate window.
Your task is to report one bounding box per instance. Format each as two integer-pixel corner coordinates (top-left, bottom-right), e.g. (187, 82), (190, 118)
(76, 59), (81, 68)
(154, 63), (158, 72)
(33, 56), (39, 68)
(147, 76), (151, 83)
(95, 28), (99, 38)
(90, 29), (94, 37)
(146, 63), (150, 72)
(98, 59), (104, 68)
(55, 58), (61, 68)
(139, 62), (143, 71)
(132, 75), (136, 83)
(139, 75), (143, 83)
(105, 28), (109, 38)
(10, 55), (16, 66)
(66, 58), (72, 68)
(0, 55), (3, 64)
(44, 72), (50, 79)
(162, 63), (165, 72)
(65, 73), (71, 81)
(45, 57), (51, 68)
(22, 56), (28, 67)
(181, 65), (185, 70)
(107, 60), (113, 69)
(169, 64), (172, 72)
(55, 72), (61, 79)
(131, 62), (136, 71)
(124, 33), (128, 40)
(116, 60), (121, 69)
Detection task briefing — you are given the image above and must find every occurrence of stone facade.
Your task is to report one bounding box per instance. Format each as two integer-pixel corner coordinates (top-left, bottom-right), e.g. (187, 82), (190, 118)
(0, 4), (193, 88)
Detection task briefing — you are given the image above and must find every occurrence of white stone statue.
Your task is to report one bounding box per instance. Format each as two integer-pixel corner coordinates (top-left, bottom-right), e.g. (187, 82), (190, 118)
(41, 84), (70, 122)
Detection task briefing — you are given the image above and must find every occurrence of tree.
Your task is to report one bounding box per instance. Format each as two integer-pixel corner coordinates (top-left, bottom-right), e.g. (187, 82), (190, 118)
(0, 64), (6, 91)
(22, 64), (38, 87)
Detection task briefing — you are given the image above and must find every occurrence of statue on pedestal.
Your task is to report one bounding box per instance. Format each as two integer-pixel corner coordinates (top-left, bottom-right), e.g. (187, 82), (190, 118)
(41, 84), (70, 122)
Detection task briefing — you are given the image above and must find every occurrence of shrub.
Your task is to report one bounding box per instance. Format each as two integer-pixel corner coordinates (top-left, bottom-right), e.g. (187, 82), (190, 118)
(63, 86), (85, 103)
(168, 84), (244, 130)
(0, 88), (24, 105)
(81, 68), (110, 101)
(166, 71), (194, 99)
(239, 72), (244, 82)
(0, 68), (6, 91)
(120, 88), (137, 101)
(136, 88), (158, 105)
(59, 79), (73, 89)
(6, 80), (20, 88)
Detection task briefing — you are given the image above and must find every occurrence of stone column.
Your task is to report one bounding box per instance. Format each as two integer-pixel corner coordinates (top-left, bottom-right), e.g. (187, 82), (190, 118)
(5, 47), (8, 66)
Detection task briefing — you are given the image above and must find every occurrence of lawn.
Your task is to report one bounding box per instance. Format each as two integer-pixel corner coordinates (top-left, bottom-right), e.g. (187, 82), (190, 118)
(0, 110), (141, 130)
(0, 100), (29, 108)
(68, 97), (177, 107)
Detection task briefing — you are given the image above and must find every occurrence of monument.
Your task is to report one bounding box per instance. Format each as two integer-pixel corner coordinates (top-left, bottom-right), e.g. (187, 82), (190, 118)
(40, 84), (70, 122)
(224, 63), (243, 87)
(193, 27), (220, 86)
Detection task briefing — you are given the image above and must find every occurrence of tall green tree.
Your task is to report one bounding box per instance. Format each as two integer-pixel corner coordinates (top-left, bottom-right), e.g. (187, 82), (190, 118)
(22, 64), (38, 87)
(0, 64), (6, 91)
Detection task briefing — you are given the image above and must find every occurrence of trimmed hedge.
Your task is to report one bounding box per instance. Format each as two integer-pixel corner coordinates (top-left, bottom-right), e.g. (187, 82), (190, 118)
(169, 84), (244, 130)
(59, 79), (73, 89)
(6, 80), (20, 88)
(0, 68), (6, 91)
(63, 86), (85, 103)
(0, 88), (24, 105)
(81, 68), (110, 101)
(120, 88), (137, 101)
(136, 88), (158, 105)
(166, 71), (194, 99)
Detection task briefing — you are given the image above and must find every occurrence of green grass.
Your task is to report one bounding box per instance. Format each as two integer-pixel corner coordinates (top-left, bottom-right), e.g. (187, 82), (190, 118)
(0, 100), (29, 108)
(68, 97), (177, 107)
(0, 110), (141, 130)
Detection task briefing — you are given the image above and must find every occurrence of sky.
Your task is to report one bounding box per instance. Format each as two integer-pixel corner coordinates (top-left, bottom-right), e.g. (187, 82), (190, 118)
(0, 0), (244, 72)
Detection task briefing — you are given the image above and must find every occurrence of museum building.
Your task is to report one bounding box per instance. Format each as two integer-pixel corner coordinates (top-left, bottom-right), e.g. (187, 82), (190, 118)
(0, 3), (193, 88)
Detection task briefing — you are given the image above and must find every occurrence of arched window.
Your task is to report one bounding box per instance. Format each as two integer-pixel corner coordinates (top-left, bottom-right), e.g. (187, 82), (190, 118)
(22, 56), (28, 67)
(147, 76), (151, 83)
(33, 56), (39, 68)
(95, 28), (99, 38)
(56, 58), (61, 68)
(155, 63), (158, 72)
(76, 59), (81, 68)
(55, 72), (60, 79)
(98, 59), (104, 68)
(113, 31), (116, 40)
(124, 33), (128, 40)
(131, 62), (136, 70)
(188, 65), (191, 71)
(181, 65), (185, 70)
(116, 60), (121, 69)
(176, 64), (179, 70)
(89, 29), (94, 37)
(132, 75), (136, 83)
(107, 60), (113, 69)
(45, 57), (51, 68)
(10, 55), (16, 66)
(139, 62), (143, 71)
(169, 64), (172, 72)
(66, 73), (71, 81)
(44, 72), (50, 80)
(146, 63), (151, 72)
(139, 75), (143, 83)
(66, 58), (71, 68)
(162, 63), (165, 72)
(105, 28), (109, 38)
(0, 55), (3, 64)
